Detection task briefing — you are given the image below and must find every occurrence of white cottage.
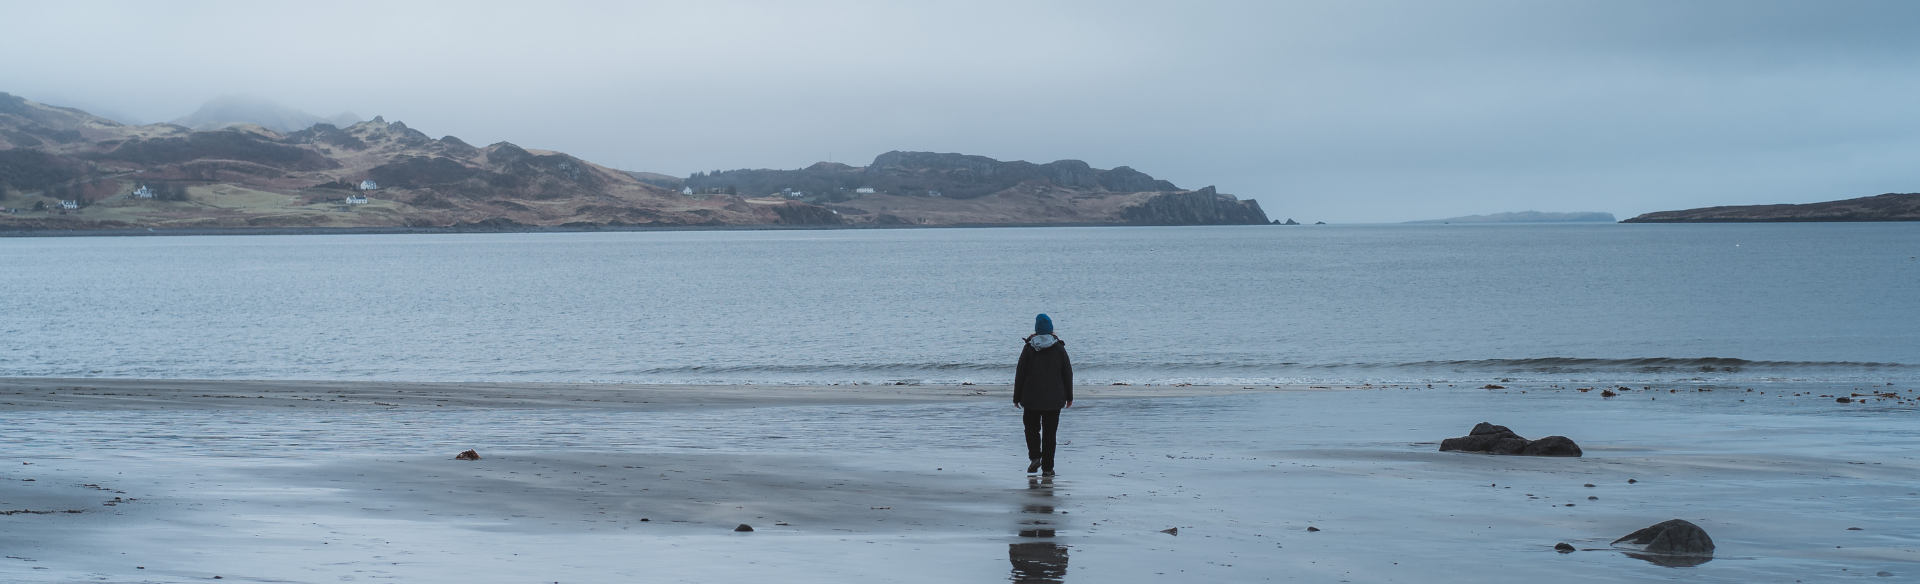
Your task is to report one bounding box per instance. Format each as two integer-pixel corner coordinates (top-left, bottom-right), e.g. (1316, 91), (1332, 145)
(58, 200), (79, 210)
(682, 186), (694, 195)
(855, 187), (876, 194)
(132, 185), (154, 198)
(358, 180), (379, 191)
(345, 194), (369, 205)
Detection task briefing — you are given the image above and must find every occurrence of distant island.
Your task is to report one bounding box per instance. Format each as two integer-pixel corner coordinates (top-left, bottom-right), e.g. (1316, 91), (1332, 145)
(1406, 211), (1616, 224)
(1621, 193), (1920, 223)
(0, 92), (1270, 233)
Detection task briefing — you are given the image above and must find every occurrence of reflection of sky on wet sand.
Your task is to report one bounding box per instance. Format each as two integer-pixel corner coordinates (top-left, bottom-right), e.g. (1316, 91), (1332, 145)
(4, 384), (1917, 582)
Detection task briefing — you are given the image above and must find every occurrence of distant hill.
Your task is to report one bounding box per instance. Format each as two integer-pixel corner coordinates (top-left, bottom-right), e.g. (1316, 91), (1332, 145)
(0, 92), (1271, 231)
(1407, 211), (1616, 224)
(170, 95), (360, 133)
(1622, 193), (1920, 223)
(687, 151), (1268, 225)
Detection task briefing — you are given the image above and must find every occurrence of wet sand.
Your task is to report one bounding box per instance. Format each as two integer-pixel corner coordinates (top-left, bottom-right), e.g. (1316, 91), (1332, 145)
(2, 379), (1916, 582)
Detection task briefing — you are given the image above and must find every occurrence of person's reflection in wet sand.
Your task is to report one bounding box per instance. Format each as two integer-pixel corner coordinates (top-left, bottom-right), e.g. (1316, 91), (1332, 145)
(1010, 475), (1068, 581)
(1009, 542), (1070, 583)
(1019, 477), (1058, 537)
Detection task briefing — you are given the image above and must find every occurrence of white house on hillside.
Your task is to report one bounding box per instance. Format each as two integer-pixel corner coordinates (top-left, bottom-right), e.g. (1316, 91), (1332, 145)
(855, 187), (875, 194)
(682, 186), (694, 195)
(359, 180), (379, 191)
(345, 194), (369, 205)
(58, 200), (79, 210)
(132, 185), (154, 198)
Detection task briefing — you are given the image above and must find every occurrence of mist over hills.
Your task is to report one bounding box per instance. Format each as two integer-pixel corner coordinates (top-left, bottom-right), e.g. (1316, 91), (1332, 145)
(170, 95), (360, 133)
(0, 92), (1270, 231)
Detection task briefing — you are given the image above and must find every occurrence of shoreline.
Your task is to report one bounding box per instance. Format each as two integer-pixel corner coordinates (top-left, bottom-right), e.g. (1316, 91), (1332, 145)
(0, 221), (1287, 238)
(0, 377), (1327, 412)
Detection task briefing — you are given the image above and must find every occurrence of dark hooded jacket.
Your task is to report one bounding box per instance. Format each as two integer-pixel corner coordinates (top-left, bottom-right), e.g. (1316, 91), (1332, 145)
(1013, 334), (1073, 410)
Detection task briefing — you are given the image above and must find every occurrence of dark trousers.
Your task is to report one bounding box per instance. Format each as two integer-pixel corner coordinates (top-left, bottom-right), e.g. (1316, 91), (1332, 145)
(1022, 409), (1061, 470)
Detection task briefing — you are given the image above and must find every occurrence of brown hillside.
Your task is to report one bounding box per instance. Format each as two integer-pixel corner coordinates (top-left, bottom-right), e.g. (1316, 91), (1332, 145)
(1, 93), (1273, 230)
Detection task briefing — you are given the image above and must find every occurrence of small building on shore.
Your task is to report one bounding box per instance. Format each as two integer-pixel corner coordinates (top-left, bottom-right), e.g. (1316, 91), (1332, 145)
(345, 194), (369, 205)
(358, 180), (379, 191)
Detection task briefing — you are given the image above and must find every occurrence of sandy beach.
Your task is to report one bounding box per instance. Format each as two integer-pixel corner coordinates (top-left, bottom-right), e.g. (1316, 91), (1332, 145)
(2, 378), (1916, 582)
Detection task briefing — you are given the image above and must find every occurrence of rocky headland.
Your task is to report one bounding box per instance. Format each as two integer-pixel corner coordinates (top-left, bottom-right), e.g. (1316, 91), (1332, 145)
(1622, 193), (1920, 223)
(0, 92), (1270, 232)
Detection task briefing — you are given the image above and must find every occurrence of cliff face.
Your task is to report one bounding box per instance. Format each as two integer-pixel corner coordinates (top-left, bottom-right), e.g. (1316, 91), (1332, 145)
(687, 151), (1268, 226)
(1622, 193), (1920, 223)
(858, 151), (1180, 198)
(685, 150), (1184, 201)
(1120, 187), (1270, 225)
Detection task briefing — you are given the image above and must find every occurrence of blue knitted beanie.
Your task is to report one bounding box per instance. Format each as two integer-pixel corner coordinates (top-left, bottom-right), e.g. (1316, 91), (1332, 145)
(1034, 314), (1053, 335)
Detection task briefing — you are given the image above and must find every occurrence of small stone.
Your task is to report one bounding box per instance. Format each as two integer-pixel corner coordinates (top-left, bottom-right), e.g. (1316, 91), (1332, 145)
(1554, 542), (1575, 552)
(1306, 526), (1320, 532)
(1565, 504), (1575, 507)
(1160, 527), (1178, 535)
(1837, 397), (1853, 403)
(734, 524), (754, 532)
(1848, 527), (1863, 530)
(454, 449), (480, 461)
(1628, 479), (1637, 484)
(640, 518), (649, 521)
(1588, 496), (1598, 500)
(1879, 572), (1894, 577)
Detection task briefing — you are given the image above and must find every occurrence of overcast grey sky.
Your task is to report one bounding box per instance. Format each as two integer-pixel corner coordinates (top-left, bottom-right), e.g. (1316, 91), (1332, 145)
(6, 0), (1920, 222)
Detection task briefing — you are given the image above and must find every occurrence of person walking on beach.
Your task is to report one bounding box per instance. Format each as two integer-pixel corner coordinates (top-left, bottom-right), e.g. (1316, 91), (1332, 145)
(1014, 313), (1073, 476)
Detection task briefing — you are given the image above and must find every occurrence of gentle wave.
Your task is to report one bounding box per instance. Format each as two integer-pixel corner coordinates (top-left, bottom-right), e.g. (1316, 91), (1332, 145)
(6, 356), (1911, 386)
(1309, 357), (1912, 372)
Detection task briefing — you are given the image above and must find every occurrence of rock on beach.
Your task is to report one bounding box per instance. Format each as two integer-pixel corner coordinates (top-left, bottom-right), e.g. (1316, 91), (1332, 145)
(1612, 519), (1715, 556)
(1438, 423), (1582, 457)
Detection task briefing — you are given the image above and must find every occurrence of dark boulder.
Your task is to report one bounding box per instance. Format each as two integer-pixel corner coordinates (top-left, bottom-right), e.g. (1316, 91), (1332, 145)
(1439, 423), (1582, 457)
(1469, 422), (1512, 435)
(1612, 519), (1714, 556)
(1521, 436), (1584, 457)
(1488, 437), (1530, 455)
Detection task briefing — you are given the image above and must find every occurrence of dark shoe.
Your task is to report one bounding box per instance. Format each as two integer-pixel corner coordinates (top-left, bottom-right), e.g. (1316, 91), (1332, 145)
(1041, 469), (1056, 477)
(1027, 459), (1041, 473)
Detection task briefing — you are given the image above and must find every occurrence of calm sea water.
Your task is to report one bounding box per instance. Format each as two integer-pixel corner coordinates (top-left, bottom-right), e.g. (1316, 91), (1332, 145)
(1, 224), (1915, 384)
